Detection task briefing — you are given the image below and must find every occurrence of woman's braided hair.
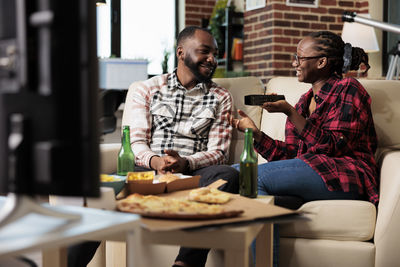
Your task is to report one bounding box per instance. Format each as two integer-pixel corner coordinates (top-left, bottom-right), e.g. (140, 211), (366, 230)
(308, 31), (370, 78)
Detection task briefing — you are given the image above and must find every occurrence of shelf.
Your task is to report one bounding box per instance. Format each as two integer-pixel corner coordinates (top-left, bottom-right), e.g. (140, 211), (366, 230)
(219, 8), (244, 72)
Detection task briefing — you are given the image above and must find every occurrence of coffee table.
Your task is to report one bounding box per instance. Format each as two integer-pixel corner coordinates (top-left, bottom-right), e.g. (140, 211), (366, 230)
(103, 196), (275, 267)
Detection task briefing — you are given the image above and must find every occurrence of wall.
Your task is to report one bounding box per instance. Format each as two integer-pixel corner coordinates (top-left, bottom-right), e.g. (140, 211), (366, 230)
(244, 0), (373, 83)
(183, 0), (383, 82)
(184, 0), (216, 27)
(368, 0), (383, 79)
(183, 0), (244, 27)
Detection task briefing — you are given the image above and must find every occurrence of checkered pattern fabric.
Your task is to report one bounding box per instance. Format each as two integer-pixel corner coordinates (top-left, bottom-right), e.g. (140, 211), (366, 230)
(124, 70), (233, 170)
(255, 76), (379, 204)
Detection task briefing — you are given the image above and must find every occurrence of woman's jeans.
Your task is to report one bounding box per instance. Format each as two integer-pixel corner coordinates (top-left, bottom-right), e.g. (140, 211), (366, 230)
(257, 158), (360, 201)
(235, 158), (360, 267)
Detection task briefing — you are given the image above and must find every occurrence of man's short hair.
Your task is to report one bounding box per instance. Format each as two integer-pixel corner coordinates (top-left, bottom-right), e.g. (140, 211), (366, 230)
(176, 26), (213, 46)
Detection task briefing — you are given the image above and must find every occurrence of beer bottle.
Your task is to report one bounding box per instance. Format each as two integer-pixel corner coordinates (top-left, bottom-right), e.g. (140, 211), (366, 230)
(117, 126), (135, 175)
(239, 128), (258, 198)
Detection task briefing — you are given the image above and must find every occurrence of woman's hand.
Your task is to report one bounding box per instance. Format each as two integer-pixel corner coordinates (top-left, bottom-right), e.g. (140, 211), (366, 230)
(262, 99), (306, 133)
(261, 99), (294, 116)
(228, 110), (262, 142)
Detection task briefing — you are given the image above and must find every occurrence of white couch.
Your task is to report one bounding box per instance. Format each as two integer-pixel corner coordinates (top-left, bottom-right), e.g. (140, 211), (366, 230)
(215, 76), (400, 267)
(100, 76), (400, 267)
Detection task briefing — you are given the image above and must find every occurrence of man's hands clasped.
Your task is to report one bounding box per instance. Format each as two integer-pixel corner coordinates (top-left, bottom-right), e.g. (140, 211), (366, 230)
(150, 149), (189, 174)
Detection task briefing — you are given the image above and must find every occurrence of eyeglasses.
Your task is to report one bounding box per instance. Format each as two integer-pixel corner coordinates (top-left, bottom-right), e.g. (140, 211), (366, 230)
(293, 54), (327, 65)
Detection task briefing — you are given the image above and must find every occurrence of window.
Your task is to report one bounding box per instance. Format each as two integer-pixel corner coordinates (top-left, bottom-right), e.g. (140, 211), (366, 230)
(97, 3), (111, 58)
(383, 0), (400, 74)
(96, 0), (176, 75)
(121, 0), (175, 75)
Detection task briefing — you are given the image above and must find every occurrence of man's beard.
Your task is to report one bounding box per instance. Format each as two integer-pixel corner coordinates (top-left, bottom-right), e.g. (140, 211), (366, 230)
(184, 55), (215, 83)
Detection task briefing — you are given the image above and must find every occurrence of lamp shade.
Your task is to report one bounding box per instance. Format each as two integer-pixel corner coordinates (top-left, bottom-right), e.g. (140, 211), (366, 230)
(341, 14), (379, 53)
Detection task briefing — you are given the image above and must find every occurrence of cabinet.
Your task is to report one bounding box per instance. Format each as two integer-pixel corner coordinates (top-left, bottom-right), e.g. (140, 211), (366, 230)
(218, 8), (244, 72)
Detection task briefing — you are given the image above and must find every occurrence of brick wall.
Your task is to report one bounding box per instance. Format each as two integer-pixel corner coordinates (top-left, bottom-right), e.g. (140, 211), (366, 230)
(244, 0), (370, 83)
(185, 0), (216, 27)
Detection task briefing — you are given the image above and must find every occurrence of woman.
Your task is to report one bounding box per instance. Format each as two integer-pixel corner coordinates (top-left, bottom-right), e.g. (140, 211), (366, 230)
(230, 30), (378, 204)
(229, 31), (379, 266)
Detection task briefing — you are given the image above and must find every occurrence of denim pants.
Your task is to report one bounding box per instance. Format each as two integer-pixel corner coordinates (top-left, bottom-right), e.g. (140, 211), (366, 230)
(235, 158), (360, 267)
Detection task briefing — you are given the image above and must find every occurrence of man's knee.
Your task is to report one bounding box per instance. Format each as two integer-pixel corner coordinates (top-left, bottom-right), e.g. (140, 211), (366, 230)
(219, 165), (239, 193)
(197, 165), (239, 193)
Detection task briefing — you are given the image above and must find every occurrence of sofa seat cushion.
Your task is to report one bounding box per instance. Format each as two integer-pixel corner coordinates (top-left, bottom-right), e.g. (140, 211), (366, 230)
(280, 237), (375, 267)
(100, 143), (120, 174)
(280, 200), (376, 241)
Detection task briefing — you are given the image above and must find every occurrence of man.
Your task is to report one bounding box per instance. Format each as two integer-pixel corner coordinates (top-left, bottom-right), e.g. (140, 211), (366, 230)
(124, 25), (239, 267)
(126, 26), (238, 189)
(68, 26), (238, 267)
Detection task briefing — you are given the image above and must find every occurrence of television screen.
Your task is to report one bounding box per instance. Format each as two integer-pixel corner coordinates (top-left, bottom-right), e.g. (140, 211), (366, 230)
(0, 0), (100, 197)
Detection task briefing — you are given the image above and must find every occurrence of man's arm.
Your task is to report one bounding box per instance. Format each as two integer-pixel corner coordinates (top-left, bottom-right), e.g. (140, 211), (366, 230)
(122, 80), (158, 169)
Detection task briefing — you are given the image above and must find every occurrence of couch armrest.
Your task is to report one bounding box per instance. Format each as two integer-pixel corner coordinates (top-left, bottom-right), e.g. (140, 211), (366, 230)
(374, 150), (400, 266)
(100, 143), (120, 174)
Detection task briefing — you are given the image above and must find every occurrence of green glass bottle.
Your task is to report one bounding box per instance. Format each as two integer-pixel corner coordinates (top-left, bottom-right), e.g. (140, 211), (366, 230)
(239, 128), (258, 198)
(117, 126), (135, 176)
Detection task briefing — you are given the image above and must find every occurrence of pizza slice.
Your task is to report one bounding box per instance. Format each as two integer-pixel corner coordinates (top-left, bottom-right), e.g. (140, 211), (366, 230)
(188, 187), (231, 204)
(117, 193), (224, 215)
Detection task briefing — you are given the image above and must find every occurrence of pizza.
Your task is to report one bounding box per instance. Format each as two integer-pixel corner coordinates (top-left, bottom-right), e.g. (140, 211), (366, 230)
(158, 173), (180, 183)
(116, 193), (243, 219)
(188, 187), (231, 204)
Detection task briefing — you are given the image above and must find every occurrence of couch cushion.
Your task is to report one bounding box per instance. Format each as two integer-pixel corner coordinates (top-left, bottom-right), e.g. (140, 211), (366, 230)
(280, 200), (376, 241)
(260, 77), (310, 163)
(359, 79), (400, 150)
(213, 77), (265, 164)
(100, 143), (120, 173)
(280, 237), (375, 267)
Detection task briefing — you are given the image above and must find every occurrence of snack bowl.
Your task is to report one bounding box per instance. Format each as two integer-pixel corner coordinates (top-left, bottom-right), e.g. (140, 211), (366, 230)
(100, 175), (126, 195)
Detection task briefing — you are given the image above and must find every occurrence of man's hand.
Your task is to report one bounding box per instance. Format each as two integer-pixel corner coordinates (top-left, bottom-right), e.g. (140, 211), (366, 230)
(228, 110), (262, 142)
(150, 150), (188, 174)
(163, 150), (189, 173)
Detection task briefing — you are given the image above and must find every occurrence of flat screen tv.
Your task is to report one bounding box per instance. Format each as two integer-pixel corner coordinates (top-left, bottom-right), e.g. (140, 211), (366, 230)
(0, 0), (100, 222)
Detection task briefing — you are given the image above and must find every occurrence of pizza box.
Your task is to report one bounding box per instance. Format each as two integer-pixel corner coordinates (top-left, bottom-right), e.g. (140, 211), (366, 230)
(125, 174), (201, 195)
(120, 180), (303, 232)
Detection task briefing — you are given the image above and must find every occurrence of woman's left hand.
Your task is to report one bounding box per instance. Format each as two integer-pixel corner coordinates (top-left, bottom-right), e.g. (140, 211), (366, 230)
(262, 100), (294, 116)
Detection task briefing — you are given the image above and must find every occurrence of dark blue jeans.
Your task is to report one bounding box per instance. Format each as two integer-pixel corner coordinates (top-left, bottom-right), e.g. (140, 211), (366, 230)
(235, 158), (361, 267)
(174, 164), (239, 267)
(257, 158), (360, 201)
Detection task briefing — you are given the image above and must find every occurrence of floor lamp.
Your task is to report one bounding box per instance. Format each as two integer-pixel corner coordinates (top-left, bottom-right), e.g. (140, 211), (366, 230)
(342, 11), (400, 80)
(341, 13), (379, 77)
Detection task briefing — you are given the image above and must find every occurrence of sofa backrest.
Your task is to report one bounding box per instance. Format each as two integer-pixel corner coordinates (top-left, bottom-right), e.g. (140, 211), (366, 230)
(261, 77), (311, 163)
(213, 77), (265, 164)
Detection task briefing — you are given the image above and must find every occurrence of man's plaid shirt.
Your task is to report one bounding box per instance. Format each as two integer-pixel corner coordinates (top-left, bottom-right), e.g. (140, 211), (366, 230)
(123, 71), (233, 171)
(254, 76), (379, 204)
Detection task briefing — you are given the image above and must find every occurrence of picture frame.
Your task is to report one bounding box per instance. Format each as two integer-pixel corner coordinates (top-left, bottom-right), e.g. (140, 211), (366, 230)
(286, 0), (319, 8)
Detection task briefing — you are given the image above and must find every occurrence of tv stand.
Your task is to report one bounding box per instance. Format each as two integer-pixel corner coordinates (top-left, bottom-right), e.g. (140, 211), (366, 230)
(0, 193), (80, 229)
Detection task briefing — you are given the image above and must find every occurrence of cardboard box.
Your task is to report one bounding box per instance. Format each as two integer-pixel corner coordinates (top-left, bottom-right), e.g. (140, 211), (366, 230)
(126, 175), (201, 195)
(138, 188), (301, 231)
